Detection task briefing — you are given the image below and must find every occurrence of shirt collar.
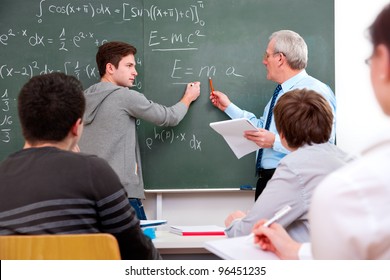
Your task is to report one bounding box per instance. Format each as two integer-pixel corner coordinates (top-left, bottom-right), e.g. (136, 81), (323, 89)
(281, 69), (308, 92)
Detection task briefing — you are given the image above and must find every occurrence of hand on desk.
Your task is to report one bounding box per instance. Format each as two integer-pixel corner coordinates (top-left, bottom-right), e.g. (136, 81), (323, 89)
(225, 210), (246, 227)
(252, 219), (301, 260)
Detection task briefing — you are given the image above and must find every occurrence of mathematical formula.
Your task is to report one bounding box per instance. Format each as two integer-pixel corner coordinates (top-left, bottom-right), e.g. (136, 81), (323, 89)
(0, 28), (107, 51)
(148, 29), (206, 51)
(1, 27), (207, 54)
(0, 0), (242, 148)
(35, 0), (205, 25)
(170, 59), (245, 81)
(0, 57), (245, 84)
(1, 90), (13, 144)
(145, 127), (202, 152)
(0, 60), (142, 89)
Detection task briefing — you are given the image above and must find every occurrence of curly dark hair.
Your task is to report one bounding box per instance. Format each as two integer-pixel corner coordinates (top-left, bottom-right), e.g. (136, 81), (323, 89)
(18, 73), (85, 143)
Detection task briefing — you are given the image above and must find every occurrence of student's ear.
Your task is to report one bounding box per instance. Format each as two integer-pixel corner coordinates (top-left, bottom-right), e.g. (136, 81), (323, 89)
(376, 44), (390, 81)
(105, 63), (115, 75)
(279, 132), (293, 151)
(70, 118), (83, 137)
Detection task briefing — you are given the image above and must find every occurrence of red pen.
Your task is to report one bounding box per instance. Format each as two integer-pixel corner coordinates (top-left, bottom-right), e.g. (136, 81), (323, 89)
(208, 77), (215, 94)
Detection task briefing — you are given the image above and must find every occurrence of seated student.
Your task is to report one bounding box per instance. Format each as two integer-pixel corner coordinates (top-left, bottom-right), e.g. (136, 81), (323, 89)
(252, 3), (390, 260)
(0, 73), (160, 260)
(224, 89), (353, 242)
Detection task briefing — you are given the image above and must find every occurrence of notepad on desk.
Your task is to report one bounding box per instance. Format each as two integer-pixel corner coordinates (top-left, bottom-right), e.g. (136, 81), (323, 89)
(140, 220), (167, 228)
(209, 118), (259, 159)
(170, 225), (226, 236)
(204, 235), (279, 260)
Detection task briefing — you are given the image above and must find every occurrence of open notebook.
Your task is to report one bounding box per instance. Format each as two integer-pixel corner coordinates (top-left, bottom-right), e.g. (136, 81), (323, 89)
(204, 235), (279, 260)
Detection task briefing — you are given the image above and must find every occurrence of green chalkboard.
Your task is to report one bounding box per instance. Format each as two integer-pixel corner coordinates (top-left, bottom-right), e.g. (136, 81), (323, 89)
(0, 0), (144, 160)
(0, 0), (334, 190)
(139, 0), (335, 189)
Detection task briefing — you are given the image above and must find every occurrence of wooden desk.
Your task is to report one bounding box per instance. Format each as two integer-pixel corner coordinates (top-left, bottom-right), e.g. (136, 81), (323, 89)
(153, 231), (225, 260)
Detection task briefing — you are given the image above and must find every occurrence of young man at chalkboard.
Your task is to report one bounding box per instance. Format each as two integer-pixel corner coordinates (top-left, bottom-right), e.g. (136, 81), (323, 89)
(210, 30), (336, 201)
(79, 41), (200, 219)
(0, 73), (160, 259)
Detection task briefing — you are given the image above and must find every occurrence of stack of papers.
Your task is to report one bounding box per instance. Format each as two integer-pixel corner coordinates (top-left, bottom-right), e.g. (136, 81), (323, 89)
(204, 235), (279, 260)
(209, 118), (259, 159)
(140, 220), (167, 228)
(170, 225), (226, 236)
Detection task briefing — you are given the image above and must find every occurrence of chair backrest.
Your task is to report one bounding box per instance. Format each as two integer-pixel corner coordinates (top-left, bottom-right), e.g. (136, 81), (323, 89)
(0, 233), (121, 260)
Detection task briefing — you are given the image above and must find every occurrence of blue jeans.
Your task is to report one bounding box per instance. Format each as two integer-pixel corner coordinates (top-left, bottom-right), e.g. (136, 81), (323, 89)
(129, 198), (156, 239)
(128, 198), (147, 220)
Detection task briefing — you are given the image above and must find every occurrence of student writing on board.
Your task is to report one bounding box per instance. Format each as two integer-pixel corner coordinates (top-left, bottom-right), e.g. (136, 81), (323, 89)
(78, 42), (200, 219)
(253, 4), (390, 260)
(210, 30), (336, 200)
(224, 89), (352, 242)
(0, 73), (160, 260)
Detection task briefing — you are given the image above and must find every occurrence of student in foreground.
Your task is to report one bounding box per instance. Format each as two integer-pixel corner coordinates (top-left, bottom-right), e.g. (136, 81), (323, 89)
(224, 89), (353, 242)
(79, 42), (200, 220)
(252, 3), (390, 259)
(0, 73), (161, 260)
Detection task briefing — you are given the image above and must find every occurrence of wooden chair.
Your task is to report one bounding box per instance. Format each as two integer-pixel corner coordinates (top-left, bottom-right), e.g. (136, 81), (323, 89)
(0, 233), (121, 260)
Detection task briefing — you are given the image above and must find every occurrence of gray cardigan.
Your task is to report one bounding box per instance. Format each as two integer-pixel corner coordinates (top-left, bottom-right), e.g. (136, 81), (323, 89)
(225, 143), (354, 242)
(79, 82), (187, 199)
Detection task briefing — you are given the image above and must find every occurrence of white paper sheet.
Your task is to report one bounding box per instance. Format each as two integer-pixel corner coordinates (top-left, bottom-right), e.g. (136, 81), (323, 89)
(210, 118), (260, 159)
(204, 235), (280, 260)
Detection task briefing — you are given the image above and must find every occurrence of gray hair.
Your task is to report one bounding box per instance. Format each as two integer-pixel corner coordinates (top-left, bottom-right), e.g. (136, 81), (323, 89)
(270, 30), (308, 70)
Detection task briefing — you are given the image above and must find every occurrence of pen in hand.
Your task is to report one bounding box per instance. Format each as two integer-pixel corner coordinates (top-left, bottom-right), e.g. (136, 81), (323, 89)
(209, 77), (215, 94)
(247, 205), (292, 241)
(263, 205), (292, 227)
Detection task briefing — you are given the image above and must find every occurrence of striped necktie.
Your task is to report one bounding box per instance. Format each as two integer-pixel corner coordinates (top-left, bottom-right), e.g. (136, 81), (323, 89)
(256, 84), (282, 174)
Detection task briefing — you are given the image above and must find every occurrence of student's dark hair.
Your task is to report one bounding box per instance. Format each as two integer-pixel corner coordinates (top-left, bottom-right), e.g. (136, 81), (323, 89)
(369, 3), (390, 51)
(96, 41), (137, 77)
(273, 88), (333, 149)
(18, 72), (85, 143)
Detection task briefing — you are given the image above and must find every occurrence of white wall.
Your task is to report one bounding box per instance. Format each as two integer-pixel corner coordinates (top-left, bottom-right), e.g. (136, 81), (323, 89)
(336, 0), (390, 154)
(144, 190), (254, 228)
(145, 0), (390, 225)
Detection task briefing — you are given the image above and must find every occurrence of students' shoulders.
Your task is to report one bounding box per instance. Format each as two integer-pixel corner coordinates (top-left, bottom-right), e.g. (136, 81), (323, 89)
(55, 150), (121, 184)
(278, 143), (325, 164)
(325, 136), (390, 185)
(85, 82), (143, 98)
(310, 148), (390, 259)
(289, 143), (348, 158)
(279, 143), (352, 174)
(77, 151), (118, 174)
(311, 147), (377, 203)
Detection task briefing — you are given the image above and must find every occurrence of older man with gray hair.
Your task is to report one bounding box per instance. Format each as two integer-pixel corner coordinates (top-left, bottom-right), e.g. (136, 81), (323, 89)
(210, 30), (336, 200)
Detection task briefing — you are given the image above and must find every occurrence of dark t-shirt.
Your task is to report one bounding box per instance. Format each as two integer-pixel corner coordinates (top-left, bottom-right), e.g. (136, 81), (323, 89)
(0, 147), (160, 260)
